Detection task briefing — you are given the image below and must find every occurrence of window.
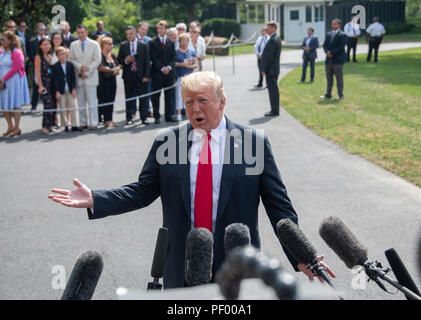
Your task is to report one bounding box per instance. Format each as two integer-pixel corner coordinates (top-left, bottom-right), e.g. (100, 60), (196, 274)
(290, 10), (299, 21)
(240, 4), (247, 24)
(314, 5), (324, 22)
(320, 5), (324, 22)
(306, 6), (312, 23)
(257, 5), (265, 23)
(315, 6), (319, 22)
(249, 5), (256, 24)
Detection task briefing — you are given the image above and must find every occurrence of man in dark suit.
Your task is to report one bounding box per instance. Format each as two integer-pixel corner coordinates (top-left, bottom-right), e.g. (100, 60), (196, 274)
(117, 26), (151, 125)
(49, 71), (335, 289)
(28, 22), (47, 110)
(60, 21), (77, 48)
(15, 21), (30, 73)
(301, 28), (319, 83)
(260, 21), (281, 117)
(91, 21), (112, 41)
(149, 20), (176, 124)
(321, 19), (347, 100)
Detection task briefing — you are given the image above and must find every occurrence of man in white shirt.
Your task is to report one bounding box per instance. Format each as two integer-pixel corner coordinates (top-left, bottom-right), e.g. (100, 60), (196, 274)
(366, 17), (386, 63)
(344, 16), (361, 62)
(254, 27), (268, 88)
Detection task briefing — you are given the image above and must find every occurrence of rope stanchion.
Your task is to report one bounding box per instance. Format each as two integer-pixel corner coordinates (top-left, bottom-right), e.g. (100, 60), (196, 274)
(2, 83), (177, 114)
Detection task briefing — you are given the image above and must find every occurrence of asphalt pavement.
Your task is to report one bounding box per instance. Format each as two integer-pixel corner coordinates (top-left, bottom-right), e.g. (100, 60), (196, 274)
(1, 41), (420, 300)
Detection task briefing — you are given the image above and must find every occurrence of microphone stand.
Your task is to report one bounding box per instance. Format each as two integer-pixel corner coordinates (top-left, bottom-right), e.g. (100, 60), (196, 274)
(363, 261), (421, 300)
(147, 278), (163, 290)
(309, 259), (346, 300)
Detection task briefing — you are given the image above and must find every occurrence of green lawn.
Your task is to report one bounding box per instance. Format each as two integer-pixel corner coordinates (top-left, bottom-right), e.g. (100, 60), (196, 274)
(279, 47), (421, 187)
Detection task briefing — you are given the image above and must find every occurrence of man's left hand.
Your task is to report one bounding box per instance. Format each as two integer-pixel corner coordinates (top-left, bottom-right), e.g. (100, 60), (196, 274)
(297, 255), (336, 282)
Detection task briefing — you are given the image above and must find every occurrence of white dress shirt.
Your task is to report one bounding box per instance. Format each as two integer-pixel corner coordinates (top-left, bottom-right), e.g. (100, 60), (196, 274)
(344, 22), (361, 37)
(305, 35), (313, 48)
(254, 35), (268, 56)
(367, 22), (386, 37)
(61, 62), (69, 92)
(190, 115), (227, 232)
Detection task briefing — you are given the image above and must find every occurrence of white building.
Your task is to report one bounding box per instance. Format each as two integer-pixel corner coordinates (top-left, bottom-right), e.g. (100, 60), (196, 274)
(232, 0), (329, 45)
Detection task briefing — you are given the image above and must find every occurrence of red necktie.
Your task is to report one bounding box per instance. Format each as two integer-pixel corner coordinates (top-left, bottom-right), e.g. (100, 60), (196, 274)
(194, 134), (213, 232)
(130, 42), (137, 71)
(161, 38), (165, 48)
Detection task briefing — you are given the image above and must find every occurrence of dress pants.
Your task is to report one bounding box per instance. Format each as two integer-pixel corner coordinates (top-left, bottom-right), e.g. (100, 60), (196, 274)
(347, 37), (358, 62)
(367, 37), (382, 62)
(98, 78), (117, 123)
(31, 81), (39, 110)
(77, 85), (99, 127)
(124, 75), (148, 122)
(257, 58), (263, 87)
(266, 74), (280, 115)
(301, 55), (315, 81)
(58, 91), (79, 127)
(151, 74), (175, 121)
(325, 62), (344, 97)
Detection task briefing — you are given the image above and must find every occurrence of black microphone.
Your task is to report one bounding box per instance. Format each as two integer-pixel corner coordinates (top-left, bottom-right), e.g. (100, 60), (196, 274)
(147, 227), (168, 290)
(385, 248), (421, 300)
(276, 219), (344, 300)
(320, 216), (421, 300)
(185, 228), (214, 286)
(61, 250), (103, 300)
(216, 245), (297, 300)
(224, 223), (251, 255)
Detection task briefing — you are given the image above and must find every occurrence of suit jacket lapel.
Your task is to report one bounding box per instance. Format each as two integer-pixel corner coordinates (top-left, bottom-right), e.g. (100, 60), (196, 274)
(216, 117), (241, 223)
(177, 123), (193, 225)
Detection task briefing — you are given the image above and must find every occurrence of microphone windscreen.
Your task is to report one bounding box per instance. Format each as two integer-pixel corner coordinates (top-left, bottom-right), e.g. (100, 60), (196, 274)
(276, 219), (317, 264)
(151, 227), (168, 278)
(319, 216), (368, 269)
(61, 250), (103, 300)
(224, 223), (251, 255)
(185, 228), (214, 286)
(385, 248), (421, 299)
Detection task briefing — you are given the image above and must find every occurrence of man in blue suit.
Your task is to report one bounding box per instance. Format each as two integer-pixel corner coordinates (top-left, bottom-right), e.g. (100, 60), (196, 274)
(301, 28), (319, 83)
(321, 19), (347, 100)
(49, 71), (335, 289)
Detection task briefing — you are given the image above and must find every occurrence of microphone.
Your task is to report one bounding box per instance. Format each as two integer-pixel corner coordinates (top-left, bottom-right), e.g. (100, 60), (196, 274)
(147, 227), (168, 290)
(276, 219), (345, 300)
(185, 228), (214, 286)
(224, 223), (251, 255)
(216, 245), (297, 300)
(61, 250), (103, 300)
(385, 248), (421, 300)
(320, 216), (421, 300)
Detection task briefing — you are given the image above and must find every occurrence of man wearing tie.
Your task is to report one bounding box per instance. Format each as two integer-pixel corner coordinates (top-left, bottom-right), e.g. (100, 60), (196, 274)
(344, 16), (361, 63)
(366, 17), (386, 63)
(254, 27), (268, 88)
(118, 26), (151, 125)
(61, 21), (77, 48)
(321, 19), (347, 100)
(301, 28), (319, 83)
(49, 71), (336, 289)
(69, 24), (102, 130)
(149, 20), (176, 124)
(260, 21), (282, 117)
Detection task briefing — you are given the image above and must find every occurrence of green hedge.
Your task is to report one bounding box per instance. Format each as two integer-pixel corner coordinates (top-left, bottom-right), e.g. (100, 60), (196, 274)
(201, 18), (241, 38)
(386, 23), (415, 34)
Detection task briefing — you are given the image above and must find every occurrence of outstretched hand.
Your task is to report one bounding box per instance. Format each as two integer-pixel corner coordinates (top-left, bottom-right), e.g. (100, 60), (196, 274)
(48, 178), (94, 209)
(297, 255), (336, 282)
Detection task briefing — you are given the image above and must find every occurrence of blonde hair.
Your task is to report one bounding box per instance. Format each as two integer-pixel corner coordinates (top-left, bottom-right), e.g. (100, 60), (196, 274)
(55, 46), (69, 56)
(178, 33), (190, 42)
(181, 72), (226, 101)
(156, 20), (168, 29)
(98, 35), (112, 50)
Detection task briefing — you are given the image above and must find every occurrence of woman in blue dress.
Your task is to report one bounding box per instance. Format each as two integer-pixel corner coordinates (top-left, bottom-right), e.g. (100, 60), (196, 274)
(0, 31), (30, 137)
(174, 33), (198, 121)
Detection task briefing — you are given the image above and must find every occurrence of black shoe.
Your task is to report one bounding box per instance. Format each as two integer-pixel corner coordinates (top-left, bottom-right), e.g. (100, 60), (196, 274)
(142, 119), (150, 125)
(338, 95), (344, 100)
(79, 125), (88, 130)
(166, 117), (177, 122)
(65, 126), (70, 133)
(71, 126), (82, 132)
(264, 111), (279, 117)
(254, 84), (263, 88)
(320, 94), (332, 99)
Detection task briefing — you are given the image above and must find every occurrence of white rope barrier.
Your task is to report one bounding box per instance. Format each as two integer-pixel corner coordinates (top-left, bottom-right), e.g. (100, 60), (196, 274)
(1, 83), (177, 114)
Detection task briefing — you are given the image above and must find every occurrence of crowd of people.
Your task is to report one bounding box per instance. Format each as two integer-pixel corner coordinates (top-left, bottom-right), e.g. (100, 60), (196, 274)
(0, 19), (207, 136)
